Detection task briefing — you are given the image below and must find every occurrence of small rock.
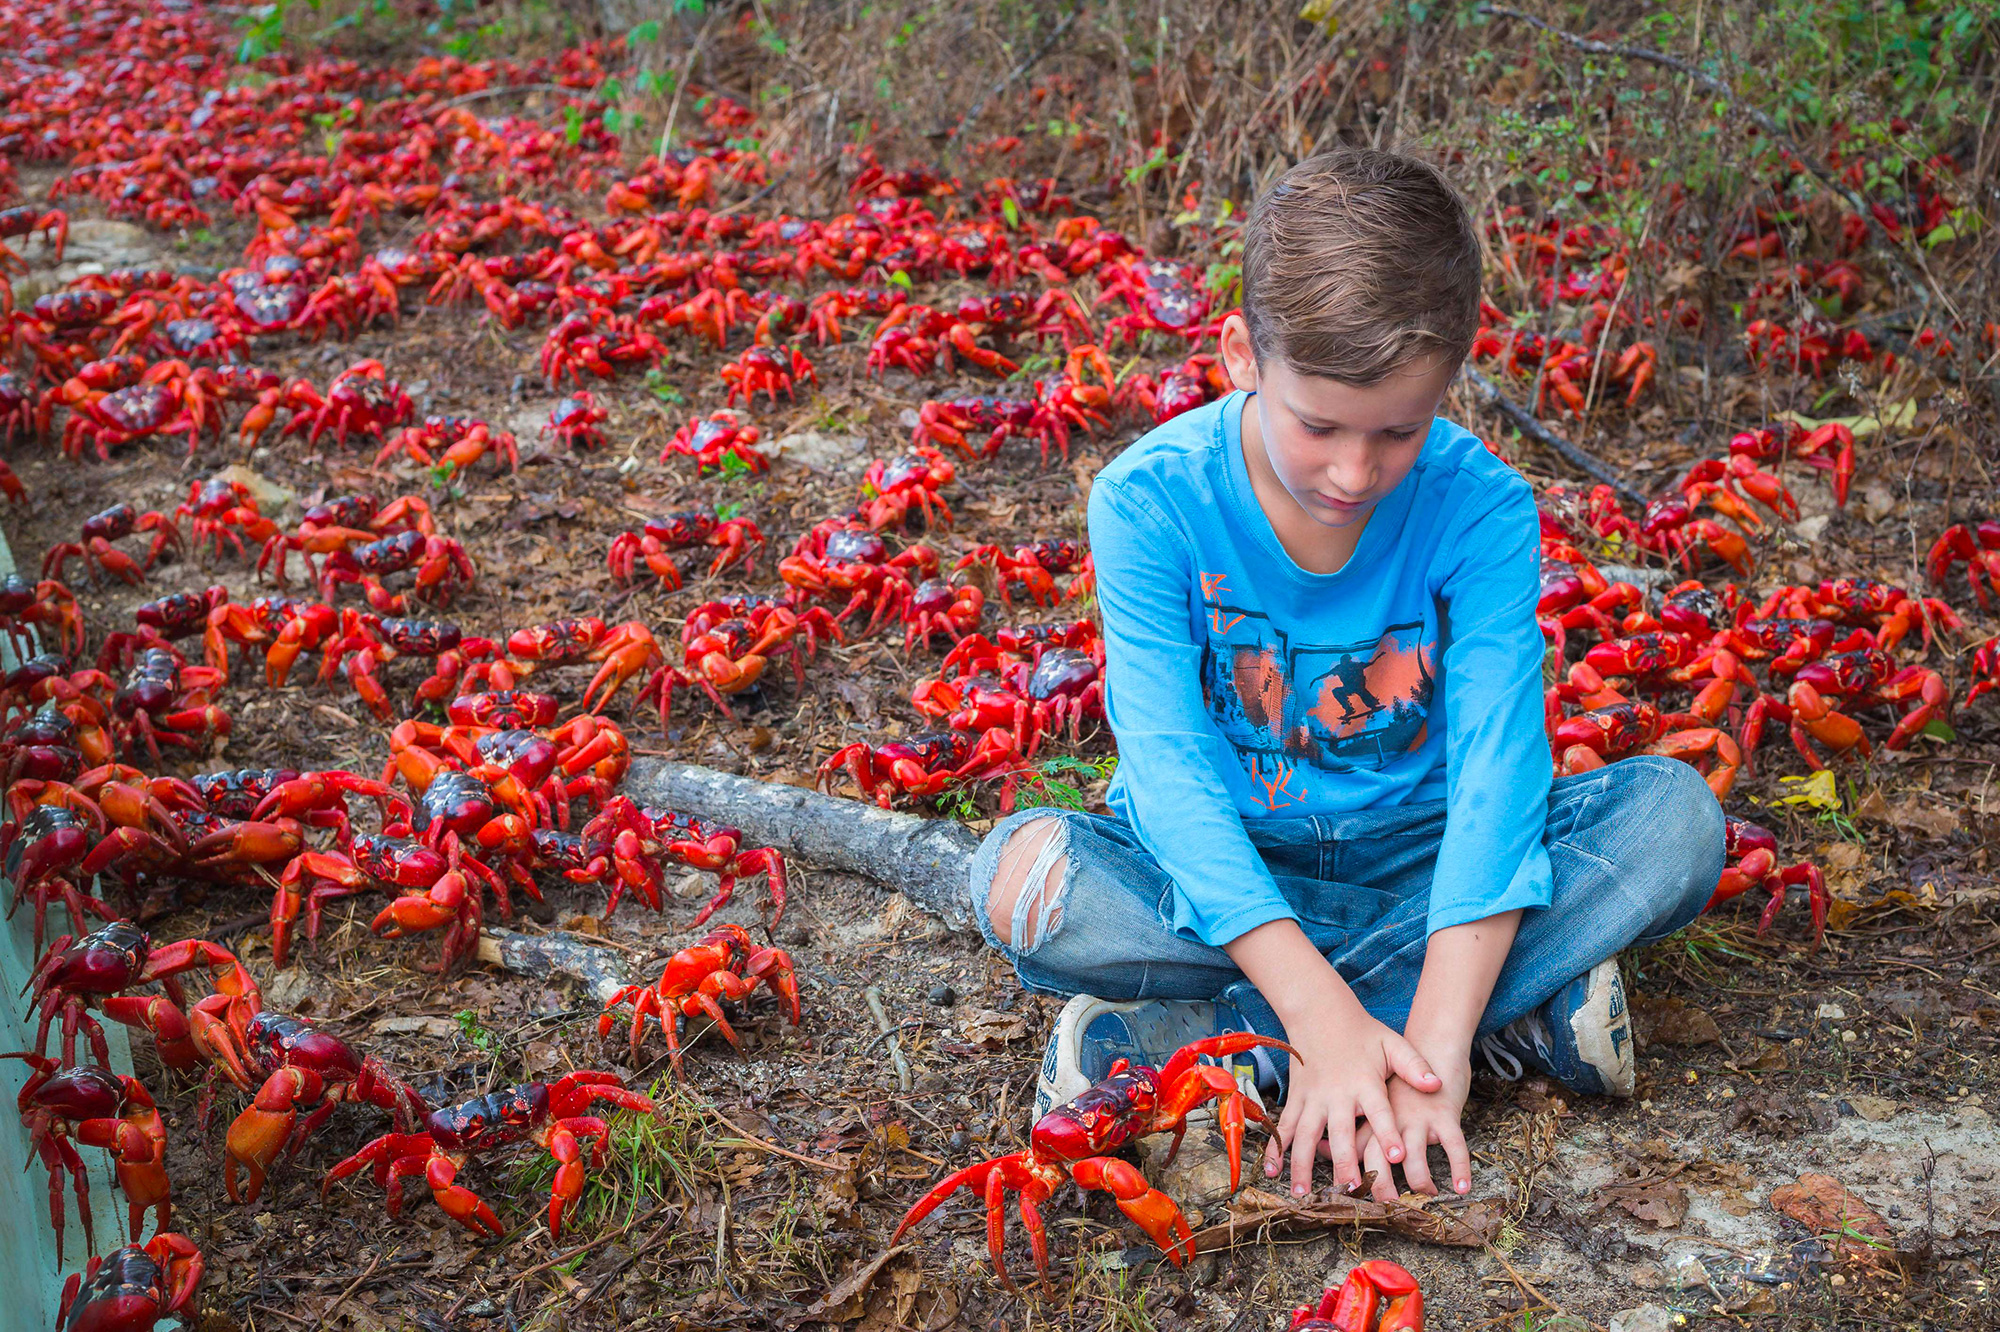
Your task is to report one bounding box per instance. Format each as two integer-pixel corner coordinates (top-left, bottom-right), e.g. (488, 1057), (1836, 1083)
(1815, 1002), (1846, 1021)
(1609, 1305), (1679, 1332)
(262, 966), (316, 1012)
(928, 983), (957, 1007)
(1845, 1094), (1900, 1121)
(767, 429), (870, 474)
(462, 1297), (501, 1317)
(208, 463), (298, 518)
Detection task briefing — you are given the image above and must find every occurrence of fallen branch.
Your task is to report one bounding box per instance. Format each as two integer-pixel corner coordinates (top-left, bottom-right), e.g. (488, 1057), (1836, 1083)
(476, 929), (630, 1005)
(1476, 4), (1936, 308)
(1186, 1184), (1505, 1253)
(1462, 367), (1648, 506)
(622, 759), (980, 930)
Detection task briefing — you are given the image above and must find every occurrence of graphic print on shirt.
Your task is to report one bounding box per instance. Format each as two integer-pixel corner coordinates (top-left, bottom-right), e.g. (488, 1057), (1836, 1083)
(1197, 584), (1437, 793)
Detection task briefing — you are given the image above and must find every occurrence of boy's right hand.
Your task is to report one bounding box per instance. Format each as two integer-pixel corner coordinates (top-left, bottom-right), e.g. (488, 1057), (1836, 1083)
(1227, 918), (1442, 1198)
(1258, 986), (1442, 1199)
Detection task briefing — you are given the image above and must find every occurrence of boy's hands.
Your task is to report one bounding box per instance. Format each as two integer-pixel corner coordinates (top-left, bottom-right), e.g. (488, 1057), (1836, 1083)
(1258, 996), (1441, 1197)
(1224, 919), (1441, 1199)
(1352, 1054), (1473, 1200)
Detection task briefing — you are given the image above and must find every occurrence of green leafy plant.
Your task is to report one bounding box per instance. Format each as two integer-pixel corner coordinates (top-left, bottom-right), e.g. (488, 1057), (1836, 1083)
(1012, 755), (1118, 811)
(453, 1009), (501, 1054)
(643, 368), (685, 404)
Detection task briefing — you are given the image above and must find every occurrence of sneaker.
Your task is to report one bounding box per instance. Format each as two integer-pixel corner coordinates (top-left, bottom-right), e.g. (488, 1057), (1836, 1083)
(1035, 993), (1272, 1120)
(1476, 958), (1634, 1097)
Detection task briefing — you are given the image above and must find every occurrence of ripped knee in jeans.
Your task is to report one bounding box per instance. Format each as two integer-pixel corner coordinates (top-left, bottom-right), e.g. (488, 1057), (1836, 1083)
(983, 815), (1070, 951)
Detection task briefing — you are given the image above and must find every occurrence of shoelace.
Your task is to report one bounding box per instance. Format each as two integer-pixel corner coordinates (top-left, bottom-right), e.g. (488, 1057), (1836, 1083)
(1477, 1011), (1557, 1082)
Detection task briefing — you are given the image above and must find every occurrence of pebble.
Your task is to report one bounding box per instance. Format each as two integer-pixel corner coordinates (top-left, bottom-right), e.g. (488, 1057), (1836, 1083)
(928, 983), (957, 1007)
(463, 1298), (501, 1318)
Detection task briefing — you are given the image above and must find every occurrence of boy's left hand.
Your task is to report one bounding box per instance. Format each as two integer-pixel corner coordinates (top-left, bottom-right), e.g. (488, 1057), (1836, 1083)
(1352, 1056), (1472, 1201)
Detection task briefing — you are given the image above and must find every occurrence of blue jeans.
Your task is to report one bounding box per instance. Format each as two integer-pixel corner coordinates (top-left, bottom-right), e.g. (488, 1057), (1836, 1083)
(970, 756), (1725, 1085)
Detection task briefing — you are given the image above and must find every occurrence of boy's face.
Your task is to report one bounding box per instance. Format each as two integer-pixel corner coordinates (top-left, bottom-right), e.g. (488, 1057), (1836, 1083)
(1218, 313), (1452, 531)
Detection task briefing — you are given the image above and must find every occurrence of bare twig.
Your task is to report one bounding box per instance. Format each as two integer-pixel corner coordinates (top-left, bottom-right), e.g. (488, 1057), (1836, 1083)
(1461, 367), (1647, 505)
(321, 1247), (390, 1323)
(863, 984), (913, 1091)
(707, 1104), (853, 1171)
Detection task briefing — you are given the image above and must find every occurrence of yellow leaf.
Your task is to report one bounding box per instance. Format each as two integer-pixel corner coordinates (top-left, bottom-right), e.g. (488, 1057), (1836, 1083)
(1773, 399), (1918, 440)
(1773, 770), (1840, 810)
(1299, 0), (1340, 33)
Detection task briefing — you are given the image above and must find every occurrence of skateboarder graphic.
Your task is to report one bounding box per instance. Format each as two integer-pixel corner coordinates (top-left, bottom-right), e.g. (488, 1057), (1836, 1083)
(1326, 651), (1381, 720)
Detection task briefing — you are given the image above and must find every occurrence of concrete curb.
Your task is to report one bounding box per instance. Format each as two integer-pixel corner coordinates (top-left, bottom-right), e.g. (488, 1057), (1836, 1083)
(0, 509), (149, 1324)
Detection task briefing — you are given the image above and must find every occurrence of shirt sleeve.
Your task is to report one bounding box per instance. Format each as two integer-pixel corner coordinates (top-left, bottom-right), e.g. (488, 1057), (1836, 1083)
(1088, 481), (1297, 947)
(1427, 475), (1554, 934)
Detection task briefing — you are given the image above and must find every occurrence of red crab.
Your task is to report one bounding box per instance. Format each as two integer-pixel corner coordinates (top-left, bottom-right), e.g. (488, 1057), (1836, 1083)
(1927, 520), (2000, 610)
(43, 503), (183, 586)
(1095, 258), (1213, 344)
(659, 407), (767, 474)
(607, 513), (767, 589)
(596, 923), (801, 1071)
(955, 539), (1092, 607)
(206, 1009), (426, 1203)
(545, 391), (609, 450)
(1290, 1263), (1425, 1332)
(649, 602), (837, 727)
(318, 528), (478, 612)
(375, 416), (520, 475)
(268, 831), (486, 968)
(1753, 647), (1949, 759)
(540, 309), (665, 386)
(1119, 352), (1232, 423)
(1029, 344), (1116, 463)
(816, 726), (1031, 808)
(284, 360), (414, 446)
(581, 795), (789, 929)
(1968, 638), (2000, 710)
(779, 524), (938, 634)
(318, 611), (506, 720)
(893, 1033), (1295, 1289)
(860, 445), (956, 533)
(24, 919), (260, 1073)
(8, 1054), (169, 1261)
(1706, 816), (1827, 942)
(256, 492), (437, 589)
(720, 344), (818, 405)
(55, 1231), (204, 1332)
(176, 477), (281, 562)
(911, 394), (1039, 460)
(0, 572), (85, 657)
(324, 1072), (654, 1242)
(903, 578), (985, 649)
(109, 647), (229, 764)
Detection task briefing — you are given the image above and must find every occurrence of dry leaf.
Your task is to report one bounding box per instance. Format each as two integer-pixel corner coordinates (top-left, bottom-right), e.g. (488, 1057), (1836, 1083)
(791, 1246), (908, 1326)
(1845, 1095), (1900, 1122)
(370, 1015), (457, 1038)
(1886, 795), (1959, 839)
(959, 1008), (1030, 1047)
(1603, 1177), (1689, 1229)
(1632, 995), (1721, 1047)
(1770, 1174), (1905, 1272)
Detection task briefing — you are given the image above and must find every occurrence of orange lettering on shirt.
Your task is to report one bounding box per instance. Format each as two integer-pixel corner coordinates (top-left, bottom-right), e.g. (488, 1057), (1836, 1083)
(1199, 571), (1230, 600)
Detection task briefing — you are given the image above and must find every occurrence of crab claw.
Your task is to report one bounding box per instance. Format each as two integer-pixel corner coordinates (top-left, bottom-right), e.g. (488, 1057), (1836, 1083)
(226, 1067), (325, 1203)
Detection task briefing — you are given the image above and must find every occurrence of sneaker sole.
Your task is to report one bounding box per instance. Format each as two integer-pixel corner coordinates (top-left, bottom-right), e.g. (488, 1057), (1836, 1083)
(1570, 959), (1635, 1098)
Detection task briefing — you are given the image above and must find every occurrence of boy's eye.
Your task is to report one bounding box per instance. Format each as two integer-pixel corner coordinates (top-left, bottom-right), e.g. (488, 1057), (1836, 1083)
(1385, 428), (1419, 441)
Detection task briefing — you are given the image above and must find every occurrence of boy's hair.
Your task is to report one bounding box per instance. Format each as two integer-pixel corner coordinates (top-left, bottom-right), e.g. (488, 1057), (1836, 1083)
(1241, 148), (1481, 386)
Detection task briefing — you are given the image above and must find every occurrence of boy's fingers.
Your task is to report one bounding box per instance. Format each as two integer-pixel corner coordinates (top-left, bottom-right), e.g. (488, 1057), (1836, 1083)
(1354, 1087), (1403, 1167)
(1439, 1119), (1474, 1196)
(1326, 1103), (1362, 1193)
(1262, 1133), (1282, 1177)
(1289, 1105), (1327, 1199)
(1357, 1131), (1398, 1204)
(1399, 1122), (1438, 1196)
(1386, 1036), (1441, 1091)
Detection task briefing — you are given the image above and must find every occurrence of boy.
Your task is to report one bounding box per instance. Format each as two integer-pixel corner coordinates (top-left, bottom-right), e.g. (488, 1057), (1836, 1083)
(970, 149), (1725, 1203)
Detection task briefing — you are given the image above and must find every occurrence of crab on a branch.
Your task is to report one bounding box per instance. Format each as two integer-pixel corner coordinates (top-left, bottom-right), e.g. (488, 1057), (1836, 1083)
(894, 1034), (1294, 1289)
(596, 923), (801, 1071)
(580, 795), (789, 930)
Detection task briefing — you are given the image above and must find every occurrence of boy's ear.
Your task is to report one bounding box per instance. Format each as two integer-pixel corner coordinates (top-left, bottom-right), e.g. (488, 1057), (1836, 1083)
(1218, 312), (1259, 393)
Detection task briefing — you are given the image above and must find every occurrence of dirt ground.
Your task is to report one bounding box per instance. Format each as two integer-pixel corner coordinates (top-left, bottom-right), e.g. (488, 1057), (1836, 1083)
(6, 3), (2000, 1330)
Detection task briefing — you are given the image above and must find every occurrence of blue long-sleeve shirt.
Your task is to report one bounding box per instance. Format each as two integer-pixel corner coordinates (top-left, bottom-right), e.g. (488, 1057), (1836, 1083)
(1087, 390), (1551, 946)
